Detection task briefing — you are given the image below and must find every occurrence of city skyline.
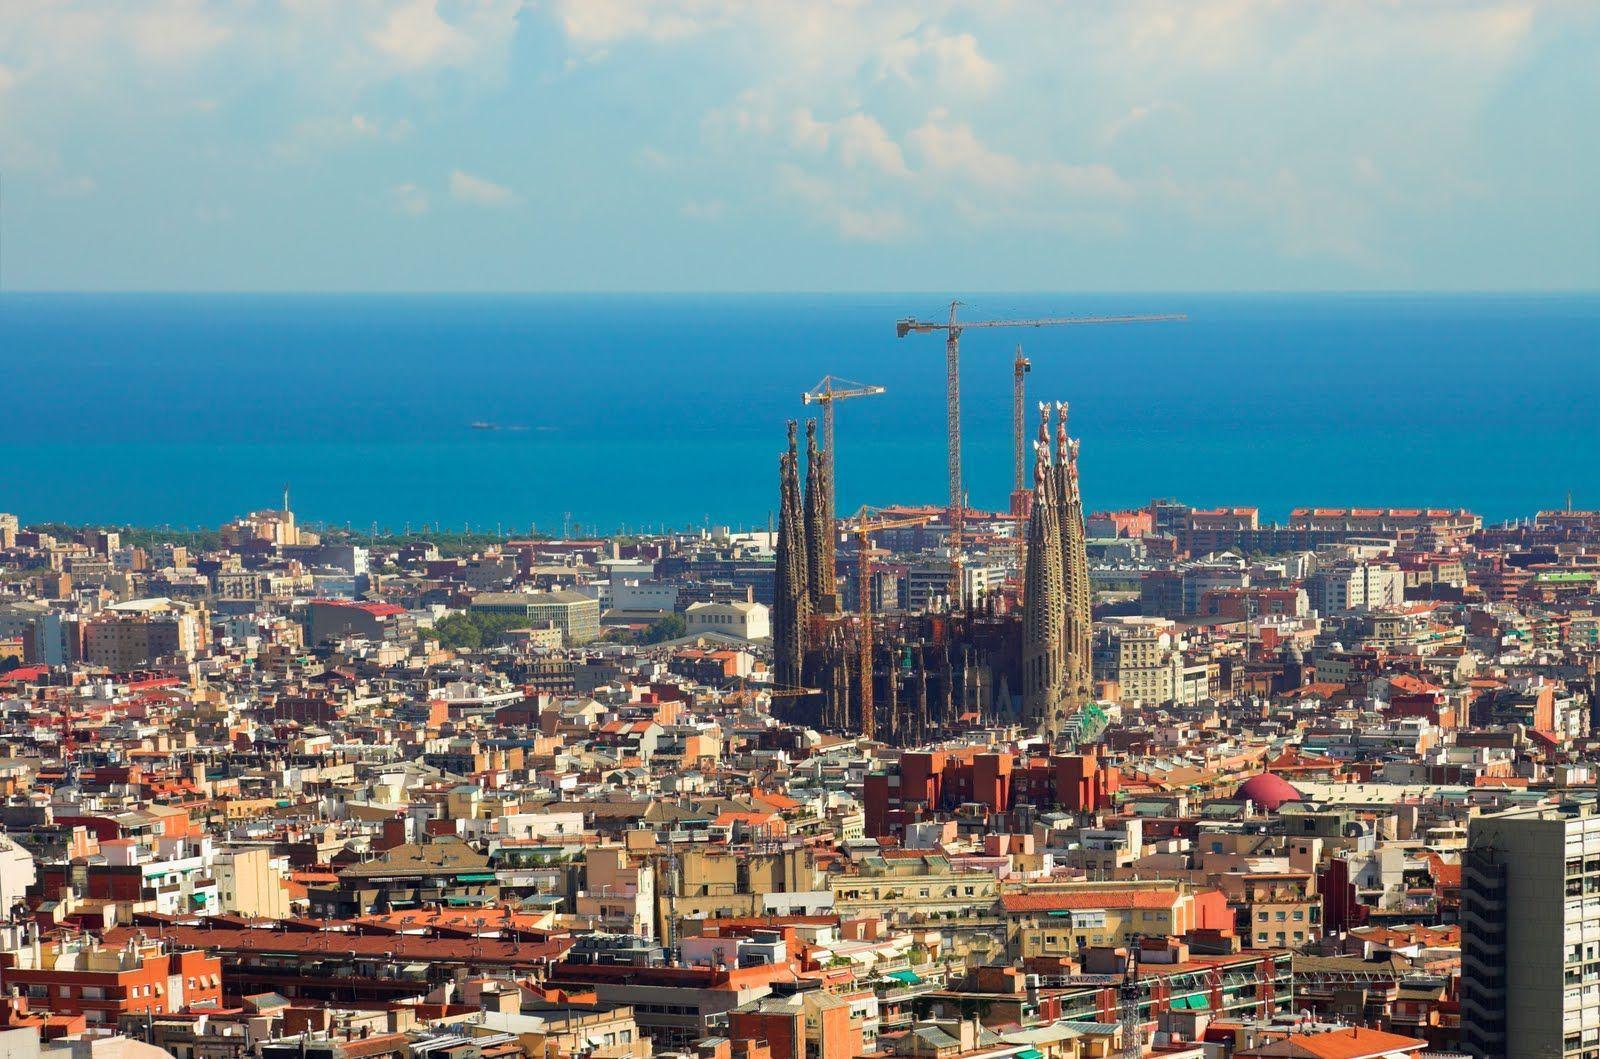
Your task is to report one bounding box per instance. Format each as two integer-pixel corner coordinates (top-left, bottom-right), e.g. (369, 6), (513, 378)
(1, 1), (1597, 292)
(2, 6), (1598, 1059)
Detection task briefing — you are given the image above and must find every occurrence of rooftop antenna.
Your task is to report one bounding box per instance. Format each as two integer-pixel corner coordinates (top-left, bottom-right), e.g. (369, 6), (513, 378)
(283, 483), (291, 513)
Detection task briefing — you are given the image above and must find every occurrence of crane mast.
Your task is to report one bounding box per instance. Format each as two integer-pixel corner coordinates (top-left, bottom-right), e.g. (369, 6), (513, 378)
(943, 302), (962, 606)
(1011, 346), (1032, 588)
(1012, 345), (1031, 501)
(896, 302), (1185, 606)
(849, 506), (937, 742)
(1120, 935), (1145, 1059)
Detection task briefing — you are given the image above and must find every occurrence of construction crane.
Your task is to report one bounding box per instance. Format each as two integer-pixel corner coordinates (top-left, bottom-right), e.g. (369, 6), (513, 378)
(1009, 345), (1033, 588)
(768, 683), (822, 700)
(738, 675), (822, 709)
(802, 376), (886, 497)
(896, 301), (1186, 603)
(1119, 935), (1145, 1059)
(849, 505), (938, 742)
(1012, 346), (1031, 508)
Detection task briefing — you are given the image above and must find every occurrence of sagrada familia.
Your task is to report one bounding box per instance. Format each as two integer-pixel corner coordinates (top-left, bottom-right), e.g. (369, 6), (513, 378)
(772, 401), (1098, 747)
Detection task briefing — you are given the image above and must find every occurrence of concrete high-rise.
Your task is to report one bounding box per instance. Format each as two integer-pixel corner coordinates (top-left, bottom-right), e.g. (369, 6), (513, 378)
(1462, 797), (1600, 1059)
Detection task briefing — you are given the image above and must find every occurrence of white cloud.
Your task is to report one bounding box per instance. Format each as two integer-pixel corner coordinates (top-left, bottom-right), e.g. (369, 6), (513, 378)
(635, 146), (684, 172)
(789, 108), (909, 178)
(907, 116), (1028, 190)
(1104, 101), (1183, 144)
(551, 0), (724, 47)
(128, 1), (232, 63)
(877, 27), (998, 95)
(681, 199), (725, 221)
(0, 0), (1591, 285)
(832, 113), (911, 178)
(450, 168), (519, 206)
(788, 108), (832, 153)
(354, 114), (415, 141)
(1044, 161), (1130, 200)
(390, 182), (429, 215)
(368, 0), (468, 69)
(286, 114), (414, 151)
(778, 165), (908, 242)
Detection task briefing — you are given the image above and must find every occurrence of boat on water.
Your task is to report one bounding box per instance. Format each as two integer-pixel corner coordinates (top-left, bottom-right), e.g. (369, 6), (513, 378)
(470, 421), (499, 431)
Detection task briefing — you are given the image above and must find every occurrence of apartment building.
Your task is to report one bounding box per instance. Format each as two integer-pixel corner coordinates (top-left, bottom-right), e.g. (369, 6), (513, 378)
(1462, 798), (1600, 1059)
(1308, 562), (1406, 615)
(999, 883), (1226, 959)
(83, 599), (204, 669)
(0, 929), (222, 1026)
(1218, 870), (1321, 950)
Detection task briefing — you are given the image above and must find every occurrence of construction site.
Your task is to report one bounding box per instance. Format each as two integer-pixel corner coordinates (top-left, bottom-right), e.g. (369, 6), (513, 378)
(771, 302), (1184, 747)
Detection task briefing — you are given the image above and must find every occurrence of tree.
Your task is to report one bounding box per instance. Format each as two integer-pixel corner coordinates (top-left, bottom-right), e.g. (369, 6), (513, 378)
(644, 613), (687, 643)
(422, 610), (543, 650)
(427, 613), (483, 650)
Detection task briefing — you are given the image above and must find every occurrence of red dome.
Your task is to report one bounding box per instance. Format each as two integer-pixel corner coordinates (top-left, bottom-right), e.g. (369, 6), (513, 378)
(1234, 772), (1303, 811)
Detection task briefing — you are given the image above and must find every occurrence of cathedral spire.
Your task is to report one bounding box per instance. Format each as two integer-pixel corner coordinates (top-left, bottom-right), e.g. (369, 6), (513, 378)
(803, 419), (836, 615)
(774, 421), (811, 693)
(1054, 401), (1094, 731)
(1021, 403), (1066, 738)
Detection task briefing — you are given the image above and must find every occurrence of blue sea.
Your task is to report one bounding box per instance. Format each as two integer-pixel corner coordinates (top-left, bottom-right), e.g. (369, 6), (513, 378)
(3, 293), (1596, 533)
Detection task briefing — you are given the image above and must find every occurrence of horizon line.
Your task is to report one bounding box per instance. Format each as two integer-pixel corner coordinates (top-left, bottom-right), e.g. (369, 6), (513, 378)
(4, 288), (1599, 298)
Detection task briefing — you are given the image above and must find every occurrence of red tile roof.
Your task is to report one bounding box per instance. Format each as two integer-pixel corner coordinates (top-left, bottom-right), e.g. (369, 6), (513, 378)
(1243, 1026), (1427, 1058)
(104, 924), (571, 968)
(1000, 889), (1181, 913)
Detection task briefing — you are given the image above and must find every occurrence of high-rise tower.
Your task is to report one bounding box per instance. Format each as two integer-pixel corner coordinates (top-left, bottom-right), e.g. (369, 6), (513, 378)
(1021, 404), (1066, 736)
(1462, 798), (1600, 1058)
(774, 421), (811, 691)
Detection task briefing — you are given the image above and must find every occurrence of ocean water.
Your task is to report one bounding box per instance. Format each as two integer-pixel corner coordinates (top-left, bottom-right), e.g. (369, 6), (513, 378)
(3, 292), (1596, 533)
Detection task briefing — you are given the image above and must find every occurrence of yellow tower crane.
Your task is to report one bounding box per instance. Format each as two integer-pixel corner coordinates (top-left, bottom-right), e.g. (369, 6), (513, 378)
(849, 505), (938, 742)
(896, 302), (1186, 603)
(1010, 345), (1033, 588)
(802, 375), (886, 499)
(1012, 345), (1032, 509)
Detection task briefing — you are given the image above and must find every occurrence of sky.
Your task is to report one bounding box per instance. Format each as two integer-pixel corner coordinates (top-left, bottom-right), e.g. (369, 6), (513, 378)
(1, 1), (1596, 292)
